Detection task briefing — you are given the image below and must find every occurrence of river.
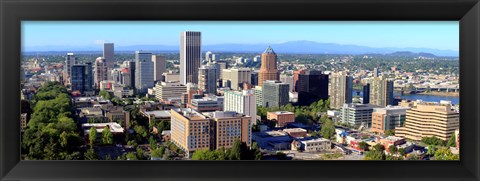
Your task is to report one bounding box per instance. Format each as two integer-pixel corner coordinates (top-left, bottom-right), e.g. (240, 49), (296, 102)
(352, 90), (459, 105)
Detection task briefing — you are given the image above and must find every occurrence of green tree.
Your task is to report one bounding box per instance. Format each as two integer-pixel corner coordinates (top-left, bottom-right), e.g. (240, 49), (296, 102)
(388, 145), (398, 155)
(89, 127), (97, 148)
(364, 150), (385, 160)
(358, 141), (369, 151)
(434, 147), (459, 160)
(373, 143), (384, 151)
(149, 136), (157, 149)
(421, 136), (446, 146)
(84, 148), (98, 160)
(229, 139), (242, 160)
(446, 133), (456, 147)
(320, 118), (335, 139)
(398, 148), (406, 157)
(384, 130), (395, 136)
(151, 146), (166, 159)
(126, 152), (138, 160)
(101, 127), (113, 145)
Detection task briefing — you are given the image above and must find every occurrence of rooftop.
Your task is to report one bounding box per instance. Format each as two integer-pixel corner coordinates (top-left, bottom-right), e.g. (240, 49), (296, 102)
(263, 46), (276, 55)
(269, 111), (294, 115)
(144, 110), (171, 118)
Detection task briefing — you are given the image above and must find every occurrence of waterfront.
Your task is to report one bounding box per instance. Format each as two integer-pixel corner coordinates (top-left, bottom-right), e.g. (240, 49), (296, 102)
(353, 90), (459, 105)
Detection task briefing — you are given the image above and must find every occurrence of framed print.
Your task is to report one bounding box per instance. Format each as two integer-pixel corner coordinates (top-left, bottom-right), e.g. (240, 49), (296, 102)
(1, 0), (479, 180)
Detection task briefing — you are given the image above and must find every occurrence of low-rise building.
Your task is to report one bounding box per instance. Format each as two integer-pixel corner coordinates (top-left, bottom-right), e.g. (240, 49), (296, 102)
(292, 138), (332, 152)
(188, 96), (224, 112)
(339, 103), (375, 128)
(283, 128), (307, 138)
(371, 106), (410, 134)
(267, 111), (295, 127)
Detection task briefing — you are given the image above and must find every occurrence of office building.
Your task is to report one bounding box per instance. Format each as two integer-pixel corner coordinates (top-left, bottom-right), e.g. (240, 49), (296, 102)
(222, 68), (251, 90)
(63, 53), (77, 85)
(71, 63), (93, 94)
(362, 83), (370, 104)
(254, 86), (263, 106)
(152, 55), (166, 82)
(297, 70), (329, 106)
(293, 69), (306, 92)
(370, 76), (394, 107)
(205, 51), (215, 63)
(103, 43), (114, 76)
(339, 103), (375, 128)
(371, 106), (410, 134)
(262, 80), (289, 108)
(280, 74), (294, 92)
(198, 65), (217, 94)
(94, 57), (108, 89)
(251, 71), (259, 86)
(395, 101), (459, 141)
(267, 111), (295, 127)
(180, 31), (201, 84)
(127, 61), (136, 88)
(258, 46), (279, 86)
(329, 72), (353, 109)
(215, 60), (228, 80)
(189, 96), (224, 112)
(224, 90), (257, 126)
(135, 51), (154, 93)
(154, 81), (187, 101)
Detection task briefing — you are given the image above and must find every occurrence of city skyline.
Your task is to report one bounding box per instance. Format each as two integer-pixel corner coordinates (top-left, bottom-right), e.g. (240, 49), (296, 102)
(22, 21), (459, 52)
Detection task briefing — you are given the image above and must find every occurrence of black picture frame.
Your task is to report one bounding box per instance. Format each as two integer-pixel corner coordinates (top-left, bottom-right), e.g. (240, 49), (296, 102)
(1, 0), (479, 180)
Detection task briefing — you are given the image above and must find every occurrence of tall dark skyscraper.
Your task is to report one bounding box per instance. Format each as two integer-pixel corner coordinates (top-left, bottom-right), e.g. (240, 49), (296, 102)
(362, 83), (370, 104)
(251, 71), (259, 86)
(71, 63), (93, 94)
(297, 70), (329, 106)
(180, 31), (201, 84)
(128, 61), (136, 89)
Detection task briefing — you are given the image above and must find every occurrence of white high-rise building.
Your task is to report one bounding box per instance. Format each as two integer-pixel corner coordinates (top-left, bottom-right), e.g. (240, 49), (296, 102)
(224, 90), (257, 126)
(94, 57), (108, 89)
(180, 31), (201, 84)
(205, 51), (215, 63)
(135, 51), (154, 93)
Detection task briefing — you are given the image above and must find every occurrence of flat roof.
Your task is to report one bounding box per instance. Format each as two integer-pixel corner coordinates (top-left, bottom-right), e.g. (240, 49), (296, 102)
(144, 110), (171, 118)
(269, 111), (294, 115)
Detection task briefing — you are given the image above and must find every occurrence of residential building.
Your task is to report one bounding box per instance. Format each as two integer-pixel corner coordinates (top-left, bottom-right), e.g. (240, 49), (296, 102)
(223, 90), (257, 126)
(135, 51), (154, 93)
(369, 76), (394, 107)
(262, 80), (289, 108)
(339, 103), (375, 128)
(63, 53), (77, 85)
(267, 111), (295, 127)
(329, 72), (353, 109)
(258, 46), (279, 86)
(297, 70), (329, 106)
(395, 101), (460, 141)
(94, 57), (108, 89)
(170, 108), (211, 157)
(205, 111), (252, 149)
(180, 31), (201, 84)
(371, 106), (410, 134)
(254, 86), (263, 106)
(198, 65), (217, 94)
(154, 81), (187, 101)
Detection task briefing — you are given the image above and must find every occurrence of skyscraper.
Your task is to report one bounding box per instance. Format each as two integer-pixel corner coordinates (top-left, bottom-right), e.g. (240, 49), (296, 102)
(94, 57), (108, 89)
(258, 46), (279, 86)
(180, 31), (201, 84)
(280, 74), (294, 92)
(362, 83), (370, 104)
(224, 90), (257, 126)
(198, 65), (217, 95)
(103, 43), (114, 80)
(329, 72), (353, 109)
(262, 80), (289, 108)
(71, 63), (93, 94)
(369, 76), (394, 107)
(152, 55), (166, 82)
(297, 70), (329, 106)
(135, 51), (154, 93)
(127, 61), (136, 88)
(63, 53), (77, 85)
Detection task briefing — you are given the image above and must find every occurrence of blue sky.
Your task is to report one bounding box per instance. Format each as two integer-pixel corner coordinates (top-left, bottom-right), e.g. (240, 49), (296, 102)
(22, 21), (459, 51)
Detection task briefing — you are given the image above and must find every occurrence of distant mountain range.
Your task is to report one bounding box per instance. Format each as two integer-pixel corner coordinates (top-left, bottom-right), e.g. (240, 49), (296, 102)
(23, 40), (459, 57)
